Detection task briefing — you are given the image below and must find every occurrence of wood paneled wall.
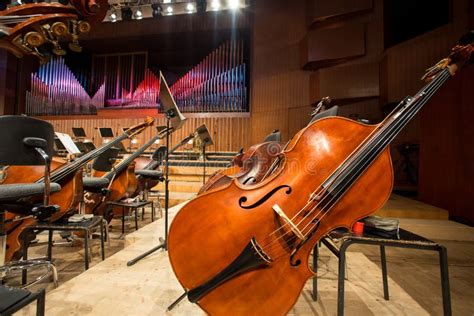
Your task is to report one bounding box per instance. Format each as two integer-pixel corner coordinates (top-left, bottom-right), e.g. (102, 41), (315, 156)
(250, 0), (311, 144)
(46, 113), (250, 152)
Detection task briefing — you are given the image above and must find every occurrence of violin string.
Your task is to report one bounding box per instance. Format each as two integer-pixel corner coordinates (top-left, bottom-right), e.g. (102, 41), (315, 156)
(258, 69), (450, 258)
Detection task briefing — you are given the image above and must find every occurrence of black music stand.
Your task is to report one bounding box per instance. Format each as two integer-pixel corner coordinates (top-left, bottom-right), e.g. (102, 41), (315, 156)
(127, 72), (186, 266)
(195, 124), (214, 184)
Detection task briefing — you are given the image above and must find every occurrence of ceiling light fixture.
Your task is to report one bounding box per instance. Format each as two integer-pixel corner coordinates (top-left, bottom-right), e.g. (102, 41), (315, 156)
(163, 0), (171, 3)
(109, 10), (117, 22)
(210, 0), (220, 10)
(228, 0), (239, 10)
(186, 3), (194, 13)
(134, 7), (143, 20)
(166, 5), (173, 15)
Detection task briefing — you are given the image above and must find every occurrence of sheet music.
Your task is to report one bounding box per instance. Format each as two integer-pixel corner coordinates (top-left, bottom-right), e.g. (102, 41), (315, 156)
(55, 132), (81, 155)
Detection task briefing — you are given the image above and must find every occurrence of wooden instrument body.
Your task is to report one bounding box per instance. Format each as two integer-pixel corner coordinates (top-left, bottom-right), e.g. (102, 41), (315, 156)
(168, 117), (393, 315)
(198, 142), (284, 195)
(3, 158), (83, 262)
(85, 163), (138, 221)
(133, 156), (161, 195)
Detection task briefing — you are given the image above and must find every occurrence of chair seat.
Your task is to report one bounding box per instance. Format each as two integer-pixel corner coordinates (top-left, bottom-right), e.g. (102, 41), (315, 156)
(0, 285), (31, 312)
(135, 169), (164, 180)
(83, 177), (110, 191)
(0, 183), (61, 201)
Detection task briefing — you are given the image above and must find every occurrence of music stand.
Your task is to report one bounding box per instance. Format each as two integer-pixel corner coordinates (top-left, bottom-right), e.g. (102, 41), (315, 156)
(72, 127), (87, 139)
(127, 72), (186, 266)
(195, 124), (214, 184)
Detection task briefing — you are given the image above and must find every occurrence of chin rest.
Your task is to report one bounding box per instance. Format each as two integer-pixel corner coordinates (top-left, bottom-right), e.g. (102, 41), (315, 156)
(83, 177), (110, 193)
(0, 183), (61, 202)
(135, 169), (164, 181)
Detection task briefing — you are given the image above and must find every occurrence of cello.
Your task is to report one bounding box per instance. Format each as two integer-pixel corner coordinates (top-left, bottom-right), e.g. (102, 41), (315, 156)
(2, 117), (154, 262)
(85, 127), (169, 222)
(167, 44), (473, 315)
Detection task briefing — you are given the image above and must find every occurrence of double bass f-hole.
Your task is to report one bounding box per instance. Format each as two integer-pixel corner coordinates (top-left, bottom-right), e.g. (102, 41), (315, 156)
(238, 185), (292, 209)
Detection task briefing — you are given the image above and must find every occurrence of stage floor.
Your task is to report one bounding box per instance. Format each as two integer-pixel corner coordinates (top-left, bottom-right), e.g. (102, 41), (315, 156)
(16, 200), (474, 315)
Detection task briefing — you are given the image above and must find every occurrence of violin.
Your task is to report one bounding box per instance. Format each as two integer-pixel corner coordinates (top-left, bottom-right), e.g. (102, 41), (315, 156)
(167, 44), (473, 315)
(85, 127), (169, 222)
(2, 117), (154, 262)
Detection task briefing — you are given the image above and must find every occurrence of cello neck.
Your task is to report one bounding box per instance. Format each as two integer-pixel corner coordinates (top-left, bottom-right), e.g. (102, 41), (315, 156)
(45, 133), (130, 183)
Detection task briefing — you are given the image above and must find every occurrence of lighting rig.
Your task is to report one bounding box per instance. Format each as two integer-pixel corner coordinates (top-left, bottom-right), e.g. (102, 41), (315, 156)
(105, 0), (248, 23)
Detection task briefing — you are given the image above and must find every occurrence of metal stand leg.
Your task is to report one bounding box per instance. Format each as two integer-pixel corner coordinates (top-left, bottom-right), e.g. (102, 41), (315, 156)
(337, 243), (350, 316)
(22, 238), (28, 286)
(134, 207), (138, 230)
(151, 202), (155, 222)
(100, 220), (105, 260)
(312, 244), (318, 301)
(47, 230), (53, 261)
(439, 246), (452, 316)
(36, 288), (45, 316)
(121, 206), (125, 235)
(167, 291), (187, 311)
(380, 245), (389, 300)
(84, 230), (89, 270)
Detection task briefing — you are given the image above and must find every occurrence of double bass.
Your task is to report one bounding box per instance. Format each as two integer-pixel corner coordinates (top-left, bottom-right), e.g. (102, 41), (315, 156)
(85, 126), (168, 222)
(167, 44), (472, 315)
(2, 117), (154, 262)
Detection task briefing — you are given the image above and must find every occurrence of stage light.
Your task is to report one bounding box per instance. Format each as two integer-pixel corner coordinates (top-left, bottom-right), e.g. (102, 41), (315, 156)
(109, 10), (117, 22)
(166, 5), (173, 14)
(151, 3), (162, 17)
(163, 0), (171, 3)
(228, 0), (239, 9)
(210, 0), (220, 10)
(121, 6), (133, 21)
(186, 3), (194, 13)
(133, 7), (143, 20)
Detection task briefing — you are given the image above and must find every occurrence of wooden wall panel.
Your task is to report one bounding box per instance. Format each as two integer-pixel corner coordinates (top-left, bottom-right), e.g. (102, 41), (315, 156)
(300, 23), (366, 69)
(307, 0), (373, 25)
(319, 61), (379, 100)
(250, 0), (311, 143)
(46, 115), (250, 152)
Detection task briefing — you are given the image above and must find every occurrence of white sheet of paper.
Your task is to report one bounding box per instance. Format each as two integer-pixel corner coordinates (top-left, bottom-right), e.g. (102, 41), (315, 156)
(55, 132), (81, 155)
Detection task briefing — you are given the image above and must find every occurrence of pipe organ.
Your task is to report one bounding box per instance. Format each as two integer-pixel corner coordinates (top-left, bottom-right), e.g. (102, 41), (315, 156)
(26, 57), (105, 116)
(169, 39), (248, 113)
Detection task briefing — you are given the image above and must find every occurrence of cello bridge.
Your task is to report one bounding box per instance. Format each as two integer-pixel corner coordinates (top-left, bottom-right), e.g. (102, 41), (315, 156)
(272, 204), (305, 240)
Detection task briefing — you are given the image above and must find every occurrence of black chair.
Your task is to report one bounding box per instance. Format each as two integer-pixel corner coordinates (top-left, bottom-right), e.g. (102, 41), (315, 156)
(309, 105), (339, 124)
(82, 147), (120, 194)
(263, 129), (281, 142)
(0, 116), (60, 314)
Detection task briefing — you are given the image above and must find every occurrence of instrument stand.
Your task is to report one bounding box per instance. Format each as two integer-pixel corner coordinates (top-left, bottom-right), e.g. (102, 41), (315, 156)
(126, 112), (173, 266)
(202, 145), (206, 185)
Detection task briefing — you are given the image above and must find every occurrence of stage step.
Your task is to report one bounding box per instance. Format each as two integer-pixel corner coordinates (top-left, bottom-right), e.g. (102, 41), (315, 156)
(375, 194), (449, 220)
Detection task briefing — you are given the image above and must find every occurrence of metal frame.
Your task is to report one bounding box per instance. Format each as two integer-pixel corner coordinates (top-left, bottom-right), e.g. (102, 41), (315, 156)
(313, 229), (452, 316)
(0, 288), (45, 316)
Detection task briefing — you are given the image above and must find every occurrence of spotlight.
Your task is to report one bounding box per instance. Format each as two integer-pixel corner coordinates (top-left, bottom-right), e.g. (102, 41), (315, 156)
(58, 0), (69, 5)
(196, 0), (206, 13)
(186, 3), (194, 13)
(121, 6), (132, 21)
(166, 5), (173, 14)
(228, 0), (239, 9)
(210, 0), (220, 10)
(133, 7), (143, 20)
(109, 10), (117, 22)
(151, 3), (162, 17)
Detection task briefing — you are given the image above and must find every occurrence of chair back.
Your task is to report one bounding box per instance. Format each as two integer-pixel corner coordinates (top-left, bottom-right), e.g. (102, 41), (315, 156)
(309, 105), (339, 124)
(263, 130), (281, 142)
(92, 147), (120, 172)
(0, 116), (54, 166)
(151, 146), (167, 165)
